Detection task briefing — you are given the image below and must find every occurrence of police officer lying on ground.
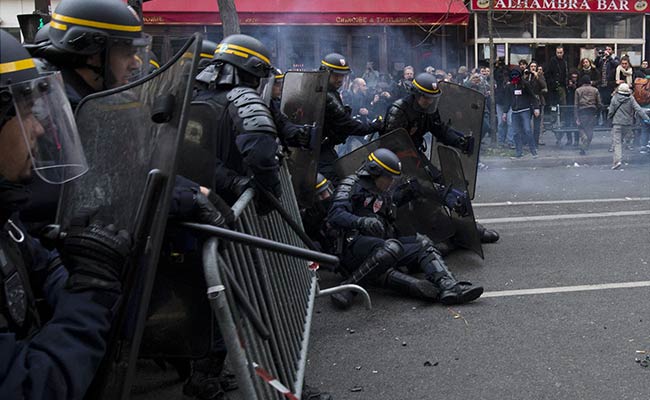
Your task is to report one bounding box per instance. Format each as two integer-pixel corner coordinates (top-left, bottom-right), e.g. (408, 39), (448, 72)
(383, 72), (499, 253)
(194, 34), (282, 207)
(0, 30), (131, 399)
(326, 148), (484, 310)
(319, 53), (383, 181)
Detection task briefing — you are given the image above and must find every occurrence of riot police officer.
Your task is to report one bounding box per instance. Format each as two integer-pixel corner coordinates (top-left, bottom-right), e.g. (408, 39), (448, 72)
(20, 0), (152, 233)
(0, 29), (132, 399)
(300, 173), (336, 254)
(384, 72), (500, 246)
(384, 72), (472, 179)
(193, 34), (281, 203)
(35, 0), (151, 107)
(268, 68), (313, 149)
(319, 52), (383, 181)
(326, 148), (483, 309)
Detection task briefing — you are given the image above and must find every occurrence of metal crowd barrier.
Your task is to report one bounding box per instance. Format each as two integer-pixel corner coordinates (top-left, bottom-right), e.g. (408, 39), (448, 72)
(183, 163), (370, 399)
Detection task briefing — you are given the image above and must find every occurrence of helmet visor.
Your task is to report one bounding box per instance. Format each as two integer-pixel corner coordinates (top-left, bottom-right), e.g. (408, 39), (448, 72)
(11, 72), (87, 184)
(108, 33), (153, 87)
(414, 93), (440, 114)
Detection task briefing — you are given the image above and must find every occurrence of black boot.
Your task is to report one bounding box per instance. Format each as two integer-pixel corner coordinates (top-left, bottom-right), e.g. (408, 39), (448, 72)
(476, 223), (500, 243)
(183, 352), (227, 400)
(380, 268), (439, 300)
(436, 276), (484, 305)
(422, 254), (483, 305)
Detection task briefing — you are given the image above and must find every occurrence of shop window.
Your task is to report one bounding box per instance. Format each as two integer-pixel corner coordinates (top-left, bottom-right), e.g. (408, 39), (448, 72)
(509, 44), (534, 65)
(617, 45), (644, 67)
(477, 12), (533, 39)
(537, 13), (587, 38)
(591, 14), (642, 39)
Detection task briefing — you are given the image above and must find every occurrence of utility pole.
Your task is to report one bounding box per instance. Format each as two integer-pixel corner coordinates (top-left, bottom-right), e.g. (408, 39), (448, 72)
(487, 0), (497, 143)
(217, 0), (240, 36)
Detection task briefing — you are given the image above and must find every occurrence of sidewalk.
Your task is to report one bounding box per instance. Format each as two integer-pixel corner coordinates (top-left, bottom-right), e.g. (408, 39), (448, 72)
(479, 127), (649, 168)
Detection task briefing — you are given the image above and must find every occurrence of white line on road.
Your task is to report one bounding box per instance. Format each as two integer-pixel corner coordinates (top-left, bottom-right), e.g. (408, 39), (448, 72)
(478, 210), (650, 224)
(483, 281), (650, 298)
(474, 197), (650, 207)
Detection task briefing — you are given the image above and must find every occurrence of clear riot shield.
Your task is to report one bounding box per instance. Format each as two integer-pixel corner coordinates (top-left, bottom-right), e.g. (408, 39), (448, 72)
(334, 128), (455, 242)
(57, 34), (202, 400)
(430, 81), (485, 199)
(258, 75), (275, 106)
(280, 71), (328, 208)
(437, 146), (484, 258)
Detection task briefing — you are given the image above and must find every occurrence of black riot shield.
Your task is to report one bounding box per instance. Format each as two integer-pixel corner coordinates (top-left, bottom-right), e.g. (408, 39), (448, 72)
(437, 146), (483, 258)
(280, 71), (328, 208)
(57, 34), (202, 400)
(430, 82), (485, 199)
(177, 102), (220, 188)
(334, 129), (455, 242)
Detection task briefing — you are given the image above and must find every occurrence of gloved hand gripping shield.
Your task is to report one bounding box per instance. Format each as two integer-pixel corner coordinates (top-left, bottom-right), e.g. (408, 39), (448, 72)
(3, 71), (87, 183)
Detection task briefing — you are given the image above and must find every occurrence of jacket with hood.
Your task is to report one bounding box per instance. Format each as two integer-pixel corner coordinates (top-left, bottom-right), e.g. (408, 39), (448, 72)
(607, 92), (649, 126)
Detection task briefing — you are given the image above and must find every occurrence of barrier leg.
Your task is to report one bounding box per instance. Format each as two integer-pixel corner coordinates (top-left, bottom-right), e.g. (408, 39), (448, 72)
(317, 284), (372, 310)
(202, 237), (259, 400)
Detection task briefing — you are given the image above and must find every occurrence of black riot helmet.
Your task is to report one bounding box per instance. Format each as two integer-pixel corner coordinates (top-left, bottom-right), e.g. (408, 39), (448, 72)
(319, 52), (351, 75)
(0, 29), (87, 184)
(46, 0), (151, 88)
(359, 148), (402, 178)
(213, 34), (273, 79)
(315, 173), (334, 200)
(411, 72), (441, 114)
(197, 39), (218, 72)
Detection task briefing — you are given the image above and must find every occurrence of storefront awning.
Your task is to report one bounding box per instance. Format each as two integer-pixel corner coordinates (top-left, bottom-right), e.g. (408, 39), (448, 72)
(142, 0), (469, 26)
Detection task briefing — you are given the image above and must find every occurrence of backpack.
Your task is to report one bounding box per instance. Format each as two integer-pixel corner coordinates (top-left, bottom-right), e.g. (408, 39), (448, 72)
(633, 77), (650, 106)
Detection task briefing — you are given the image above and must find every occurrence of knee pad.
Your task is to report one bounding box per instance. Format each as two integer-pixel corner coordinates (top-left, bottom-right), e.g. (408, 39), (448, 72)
(382, 239), (404, 260)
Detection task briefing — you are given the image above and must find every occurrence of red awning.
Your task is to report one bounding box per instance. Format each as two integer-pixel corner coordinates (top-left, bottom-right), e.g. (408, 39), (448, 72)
(142, 0), (469, 26)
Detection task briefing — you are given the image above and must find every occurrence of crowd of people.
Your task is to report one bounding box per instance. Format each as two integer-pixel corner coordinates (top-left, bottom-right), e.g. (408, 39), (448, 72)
(338, 46), (650, 168)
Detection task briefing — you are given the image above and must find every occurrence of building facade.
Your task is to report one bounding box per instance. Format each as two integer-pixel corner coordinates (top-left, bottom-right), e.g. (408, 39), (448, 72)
(141, 0), (471, 79)
(469, 0), (649, 68)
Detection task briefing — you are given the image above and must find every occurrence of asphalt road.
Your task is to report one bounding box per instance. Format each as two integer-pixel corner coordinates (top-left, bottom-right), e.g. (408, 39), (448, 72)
(129, 162), (649, 400)
(305, 163), (650, 400)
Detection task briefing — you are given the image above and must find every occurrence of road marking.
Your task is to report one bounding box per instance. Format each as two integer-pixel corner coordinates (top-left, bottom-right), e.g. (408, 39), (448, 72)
(474, 197), (650, 207)
(483, 281), (650, 298)
(478, 210), (650, 224)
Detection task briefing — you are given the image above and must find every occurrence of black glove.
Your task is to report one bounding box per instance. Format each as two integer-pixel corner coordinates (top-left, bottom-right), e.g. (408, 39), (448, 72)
(370, 117), (384, 133)
(440, 186), (470, 217)
(230, 175), (252, 198)
(63, 210), (131, 294)
(207, 190), (235, 226)
(293, 124), (314, 148)
(194, 191), (228, 228)
(354, 217), (385, 237)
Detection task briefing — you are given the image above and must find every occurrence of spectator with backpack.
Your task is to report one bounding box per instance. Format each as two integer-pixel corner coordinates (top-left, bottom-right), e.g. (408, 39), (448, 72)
(633, 60), (650, 153)
(607, 83), (650, 169)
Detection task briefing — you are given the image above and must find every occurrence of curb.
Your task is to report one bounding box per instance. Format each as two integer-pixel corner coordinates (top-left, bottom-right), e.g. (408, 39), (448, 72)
(481, 153), (649, 169)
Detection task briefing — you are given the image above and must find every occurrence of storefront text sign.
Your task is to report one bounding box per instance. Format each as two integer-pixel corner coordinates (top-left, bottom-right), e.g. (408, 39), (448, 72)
(471, 0), (649, 13)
